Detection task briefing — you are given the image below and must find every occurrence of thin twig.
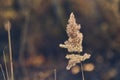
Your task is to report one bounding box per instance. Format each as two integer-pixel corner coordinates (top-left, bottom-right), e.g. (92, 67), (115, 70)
(3, 49), (10, 80)
(0, 64), (7, 80)
(80, 62), (85, 80)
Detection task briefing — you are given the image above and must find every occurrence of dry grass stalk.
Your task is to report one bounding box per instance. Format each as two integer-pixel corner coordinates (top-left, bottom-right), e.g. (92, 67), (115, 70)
(54, 69), (56, 80)
(59, 12), (91, 80)
(4, 21), (14, 80)
(80, 63), (84, 80)
(0, 64), (7, 80)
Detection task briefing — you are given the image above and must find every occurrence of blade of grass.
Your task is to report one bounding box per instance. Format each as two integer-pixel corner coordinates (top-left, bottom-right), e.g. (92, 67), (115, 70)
(3, 48), (10, 80)
(0, 64), (7, 80)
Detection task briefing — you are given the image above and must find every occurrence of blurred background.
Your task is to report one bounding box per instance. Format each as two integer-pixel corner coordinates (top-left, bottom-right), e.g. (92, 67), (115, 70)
(0, 0), (120, 80)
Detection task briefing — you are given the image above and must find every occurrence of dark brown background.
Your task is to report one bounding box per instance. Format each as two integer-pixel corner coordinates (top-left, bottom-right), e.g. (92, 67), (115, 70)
(0, 0), (120, 80)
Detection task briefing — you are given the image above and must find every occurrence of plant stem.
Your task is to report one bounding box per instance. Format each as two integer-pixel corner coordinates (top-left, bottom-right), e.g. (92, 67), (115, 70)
(0, 64), (7, 80)
(54, 69), (56, 80)
(80, 62), (85, 80)
(7, 21), (14, 80)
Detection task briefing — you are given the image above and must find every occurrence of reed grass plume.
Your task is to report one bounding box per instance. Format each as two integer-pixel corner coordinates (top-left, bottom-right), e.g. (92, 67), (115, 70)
(59, 12), (91, 70)
(59, 12), (83, 53)
(66, 53), (90, 70)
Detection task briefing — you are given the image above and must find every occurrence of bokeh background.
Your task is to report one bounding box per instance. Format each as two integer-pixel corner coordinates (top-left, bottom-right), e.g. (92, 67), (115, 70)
(0, 0), (120, 80)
